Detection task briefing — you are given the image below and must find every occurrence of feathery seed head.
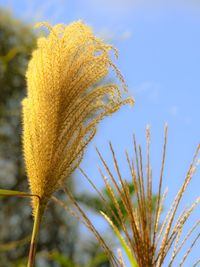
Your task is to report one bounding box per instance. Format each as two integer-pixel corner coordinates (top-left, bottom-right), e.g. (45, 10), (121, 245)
(96, 129), (200, 267)
(22, 21), (134, 215)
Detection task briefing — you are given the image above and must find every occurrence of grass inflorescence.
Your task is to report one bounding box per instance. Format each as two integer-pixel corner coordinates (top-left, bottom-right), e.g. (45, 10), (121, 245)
(55, 127), (200, 267)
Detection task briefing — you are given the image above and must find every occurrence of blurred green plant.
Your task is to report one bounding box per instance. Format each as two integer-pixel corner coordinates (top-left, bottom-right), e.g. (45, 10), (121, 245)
(0, 9), (35, 110)
(75, 181), (137, 229)
(0, 9), (36, 266)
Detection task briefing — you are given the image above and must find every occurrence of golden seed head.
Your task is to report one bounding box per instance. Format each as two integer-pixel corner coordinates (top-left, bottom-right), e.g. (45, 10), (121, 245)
(22, 21), (134, 214)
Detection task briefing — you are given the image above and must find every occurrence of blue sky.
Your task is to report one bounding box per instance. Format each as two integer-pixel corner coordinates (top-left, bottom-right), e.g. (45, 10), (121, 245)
(1, 0), (200, 266)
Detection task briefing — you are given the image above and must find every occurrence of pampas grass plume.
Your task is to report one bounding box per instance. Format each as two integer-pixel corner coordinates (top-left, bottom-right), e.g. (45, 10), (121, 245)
(22, 21), (133, 215)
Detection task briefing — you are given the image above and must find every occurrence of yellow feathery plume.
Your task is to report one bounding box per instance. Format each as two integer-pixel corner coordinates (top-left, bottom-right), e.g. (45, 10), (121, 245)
(22, 21), (134, 215)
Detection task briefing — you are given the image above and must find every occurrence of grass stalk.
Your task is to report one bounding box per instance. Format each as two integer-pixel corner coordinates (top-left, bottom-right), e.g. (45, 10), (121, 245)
(27, 197), (42, 267)
(0, 189), (41, 267)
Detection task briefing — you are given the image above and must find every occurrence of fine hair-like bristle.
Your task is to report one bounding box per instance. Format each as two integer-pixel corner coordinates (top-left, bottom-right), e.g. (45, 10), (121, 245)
(60, 127), (199, 267)
(95, 127), (200, 267)
(22, 21), (133, 214)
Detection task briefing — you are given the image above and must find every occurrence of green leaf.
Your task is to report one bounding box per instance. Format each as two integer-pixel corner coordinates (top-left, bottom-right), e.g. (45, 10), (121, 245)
(101, 212), (138, 267)
(48, 251), (79, 267)
(86, 252), (108, 267)
(0, 189), (32, 197)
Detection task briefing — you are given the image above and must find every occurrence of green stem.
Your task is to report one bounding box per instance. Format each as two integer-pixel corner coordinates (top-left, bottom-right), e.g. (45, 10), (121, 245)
(27, 198), (41, 267)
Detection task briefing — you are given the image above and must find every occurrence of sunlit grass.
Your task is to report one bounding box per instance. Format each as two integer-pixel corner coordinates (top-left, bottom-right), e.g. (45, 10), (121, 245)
(55, 127), (200, 267)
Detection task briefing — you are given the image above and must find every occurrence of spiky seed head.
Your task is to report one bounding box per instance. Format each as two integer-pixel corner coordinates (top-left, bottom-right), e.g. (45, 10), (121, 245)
(22, 21), (134, 215)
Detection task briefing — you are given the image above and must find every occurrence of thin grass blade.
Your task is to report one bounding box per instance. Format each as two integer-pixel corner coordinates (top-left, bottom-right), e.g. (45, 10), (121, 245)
(101, 211), (138, 267)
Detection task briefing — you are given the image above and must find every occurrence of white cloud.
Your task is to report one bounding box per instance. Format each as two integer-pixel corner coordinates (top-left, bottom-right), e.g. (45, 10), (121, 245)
(120, 30), (132, 40)
(133, 81), (160, 102)
(98, 29), (132, 42)
(84, 0), (137, 11)
(169, 105), (179, 116)
(78, 0), (200, 21)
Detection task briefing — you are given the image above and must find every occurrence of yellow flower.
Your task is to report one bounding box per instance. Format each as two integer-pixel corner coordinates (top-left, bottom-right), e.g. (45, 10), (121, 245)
(22, 21), (134, 215)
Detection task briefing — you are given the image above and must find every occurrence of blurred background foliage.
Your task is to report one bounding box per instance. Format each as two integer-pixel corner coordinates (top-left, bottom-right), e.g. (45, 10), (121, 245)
(0, 8), (137, 267)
